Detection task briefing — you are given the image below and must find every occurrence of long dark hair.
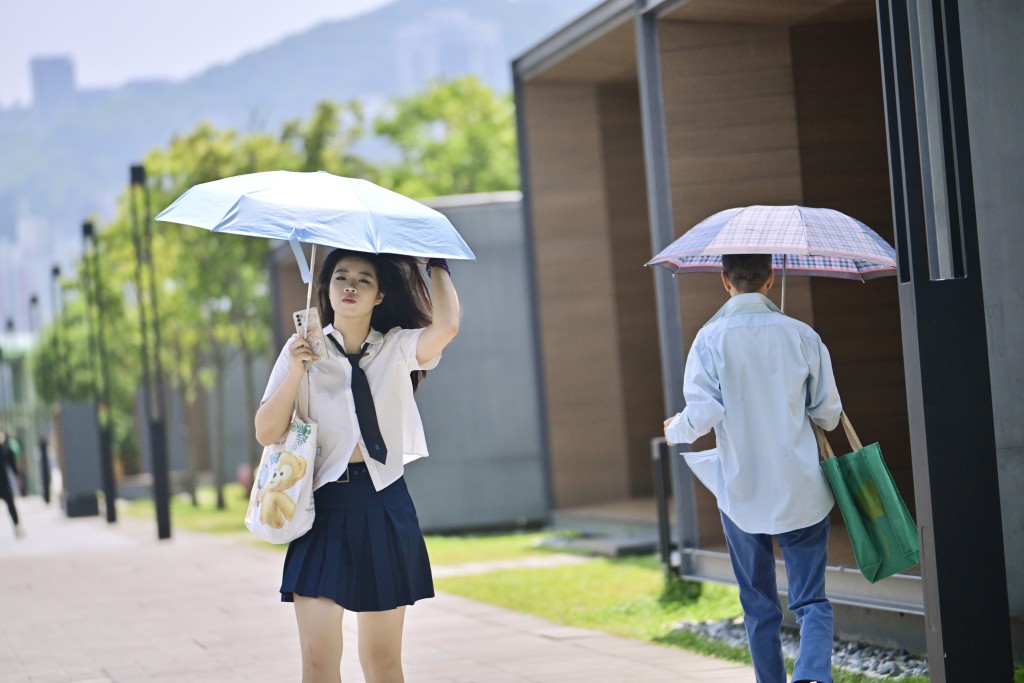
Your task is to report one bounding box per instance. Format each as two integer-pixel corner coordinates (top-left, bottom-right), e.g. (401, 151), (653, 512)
(316, 248), (432, 389)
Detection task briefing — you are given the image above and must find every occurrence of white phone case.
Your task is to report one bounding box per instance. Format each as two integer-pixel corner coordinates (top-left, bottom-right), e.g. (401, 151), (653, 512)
(292, 307), (329, 363)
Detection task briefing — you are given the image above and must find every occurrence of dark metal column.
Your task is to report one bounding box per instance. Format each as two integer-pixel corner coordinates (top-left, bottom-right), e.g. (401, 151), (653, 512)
(876, 1), (1012, 678)
(82, 222), (118, 523)
(129, 165), (171, 540)
(635, 0), (699, 570)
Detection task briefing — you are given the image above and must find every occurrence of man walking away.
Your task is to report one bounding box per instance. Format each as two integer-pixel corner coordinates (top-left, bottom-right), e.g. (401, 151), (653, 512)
(664, 254), (841, 683)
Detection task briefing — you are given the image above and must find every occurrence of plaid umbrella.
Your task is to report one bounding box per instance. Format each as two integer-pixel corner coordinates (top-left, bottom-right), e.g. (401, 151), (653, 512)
(646, 205), (897, 282)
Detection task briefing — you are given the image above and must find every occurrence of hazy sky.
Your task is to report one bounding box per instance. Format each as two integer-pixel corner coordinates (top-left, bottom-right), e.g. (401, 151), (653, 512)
(0, 0), (397, 108)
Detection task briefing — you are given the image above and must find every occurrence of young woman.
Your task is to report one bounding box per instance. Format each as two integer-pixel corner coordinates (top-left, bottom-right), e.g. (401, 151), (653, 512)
(255, 249), (460, 683)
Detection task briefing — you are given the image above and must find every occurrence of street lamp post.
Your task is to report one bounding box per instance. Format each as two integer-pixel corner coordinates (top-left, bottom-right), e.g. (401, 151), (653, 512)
(28, 294), (39, 332)
(0, 319), (11, 426)
(43, 264), (67, 504)
(50, 266), (68, 389)
(25, 295), (41, 497)
(130, 164), (171, 539)
(0, 345), (6, 427)
(83, 221), (117, 523)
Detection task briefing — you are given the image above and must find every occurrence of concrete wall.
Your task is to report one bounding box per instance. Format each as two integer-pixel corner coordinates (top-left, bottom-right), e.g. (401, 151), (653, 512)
(205, 353), (270, 485)
(959, 0), (1024, 616)
(406, 195), (549, 532)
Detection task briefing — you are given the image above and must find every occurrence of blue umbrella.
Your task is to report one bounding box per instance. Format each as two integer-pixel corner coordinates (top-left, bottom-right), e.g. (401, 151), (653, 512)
(156, 170), (475, 341)
(156, 170), (476, 278)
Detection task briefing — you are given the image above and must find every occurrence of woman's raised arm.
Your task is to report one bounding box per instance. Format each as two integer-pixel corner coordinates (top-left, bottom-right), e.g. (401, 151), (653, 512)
(416, 264), (460, 365)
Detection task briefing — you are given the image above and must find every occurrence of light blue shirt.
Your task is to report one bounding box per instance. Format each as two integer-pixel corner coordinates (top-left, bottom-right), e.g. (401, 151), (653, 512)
(665, 293), (842, 534)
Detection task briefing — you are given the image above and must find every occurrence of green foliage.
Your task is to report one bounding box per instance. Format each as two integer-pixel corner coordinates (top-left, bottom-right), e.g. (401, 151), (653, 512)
(661, 575), (704, 604)
(28, 100), (376, 474)
(375, 76), (519, 197)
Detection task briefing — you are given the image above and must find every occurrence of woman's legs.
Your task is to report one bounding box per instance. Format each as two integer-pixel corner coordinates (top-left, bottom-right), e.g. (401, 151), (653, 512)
(294, 595), (345, 683)
(357, 606), (407, 683)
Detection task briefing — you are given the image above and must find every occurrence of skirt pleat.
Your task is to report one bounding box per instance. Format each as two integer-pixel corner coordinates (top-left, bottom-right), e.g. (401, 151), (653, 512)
(280, 462), (433, 612)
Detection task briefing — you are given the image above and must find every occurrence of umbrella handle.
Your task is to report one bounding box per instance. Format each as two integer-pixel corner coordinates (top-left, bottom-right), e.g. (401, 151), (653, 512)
(781, 253), (787, 313)
(303, 244), (317, 339)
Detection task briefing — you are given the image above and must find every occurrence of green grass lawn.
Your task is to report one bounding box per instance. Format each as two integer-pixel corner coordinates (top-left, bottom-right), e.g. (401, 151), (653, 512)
(437, 554), (741, 639)
(435, 557), (939, 683)
(121, 483), (252, 536)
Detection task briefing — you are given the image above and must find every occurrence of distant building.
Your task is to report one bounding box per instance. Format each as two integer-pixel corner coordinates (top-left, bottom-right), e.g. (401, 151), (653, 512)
(394, 9), (506, 92)
(30, 56), (76, 122)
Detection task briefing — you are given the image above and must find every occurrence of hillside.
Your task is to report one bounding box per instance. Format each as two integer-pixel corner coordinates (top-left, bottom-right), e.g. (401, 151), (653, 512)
(0, 0), (596, 243)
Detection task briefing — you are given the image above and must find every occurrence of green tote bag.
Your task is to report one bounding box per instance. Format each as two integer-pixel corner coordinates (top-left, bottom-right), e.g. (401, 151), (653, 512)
(814, 413), (920, 583)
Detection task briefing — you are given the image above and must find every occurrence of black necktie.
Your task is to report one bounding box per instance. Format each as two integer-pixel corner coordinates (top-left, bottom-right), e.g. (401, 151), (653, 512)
(328, 336), (388, 464)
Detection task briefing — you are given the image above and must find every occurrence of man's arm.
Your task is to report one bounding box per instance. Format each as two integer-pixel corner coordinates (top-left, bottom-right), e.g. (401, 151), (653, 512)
(664, 337), (724, 445)
(805, 334), (842, 430)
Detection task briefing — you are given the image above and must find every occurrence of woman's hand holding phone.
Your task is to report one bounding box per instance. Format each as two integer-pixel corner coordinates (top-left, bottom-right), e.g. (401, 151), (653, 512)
(287, 335), (319, 373)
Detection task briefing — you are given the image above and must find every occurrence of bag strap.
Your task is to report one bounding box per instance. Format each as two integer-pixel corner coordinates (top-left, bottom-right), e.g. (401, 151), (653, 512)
(813, 421), (836, 461)
(813, 411), (862, 460)
(839, 412), (863, 451)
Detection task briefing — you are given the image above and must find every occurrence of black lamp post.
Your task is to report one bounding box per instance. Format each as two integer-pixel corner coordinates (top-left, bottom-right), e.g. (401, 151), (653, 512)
(28, 294), (39, 336)
(50, 266), (67, 387)
(42, 265), (65, 504)
(130, 164), (171, 539)
(0, 329), (6, 426)
(0, 319), (11, 426)
(83, 221), (117, 523)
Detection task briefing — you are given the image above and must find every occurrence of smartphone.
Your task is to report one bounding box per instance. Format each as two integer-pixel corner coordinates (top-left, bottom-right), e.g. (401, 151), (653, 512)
(292, 307), (329, 364)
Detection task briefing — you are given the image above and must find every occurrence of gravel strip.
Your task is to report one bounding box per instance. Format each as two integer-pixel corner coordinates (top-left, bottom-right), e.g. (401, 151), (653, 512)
(672, 618), (929, 679)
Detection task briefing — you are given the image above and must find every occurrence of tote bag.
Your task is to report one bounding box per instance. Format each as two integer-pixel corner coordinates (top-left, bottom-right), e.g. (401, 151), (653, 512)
(814, 413), (919, 583)
(245, 395), (317, 544)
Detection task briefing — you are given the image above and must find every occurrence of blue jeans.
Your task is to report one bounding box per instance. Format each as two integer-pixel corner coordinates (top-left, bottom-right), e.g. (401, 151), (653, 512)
(720, 511), (833, 683)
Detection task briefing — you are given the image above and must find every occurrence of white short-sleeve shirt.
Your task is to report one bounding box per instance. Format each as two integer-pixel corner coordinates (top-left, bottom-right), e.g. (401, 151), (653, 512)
(261, 324), (440, 492)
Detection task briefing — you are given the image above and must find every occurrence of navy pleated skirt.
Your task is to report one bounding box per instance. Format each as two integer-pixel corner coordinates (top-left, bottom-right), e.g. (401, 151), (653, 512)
(280, 461), (434, 612)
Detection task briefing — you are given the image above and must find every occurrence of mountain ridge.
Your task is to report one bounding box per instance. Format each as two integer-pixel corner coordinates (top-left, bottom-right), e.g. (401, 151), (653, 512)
(0, 0), (596, 246)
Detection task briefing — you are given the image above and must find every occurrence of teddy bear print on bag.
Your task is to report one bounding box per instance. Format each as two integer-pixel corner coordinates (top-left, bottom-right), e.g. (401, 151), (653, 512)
(255, 450), (308, 529)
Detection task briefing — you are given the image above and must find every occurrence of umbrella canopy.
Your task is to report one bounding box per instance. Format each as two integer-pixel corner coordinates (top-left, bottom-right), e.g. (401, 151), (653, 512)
(646, 205), (896, 282)
(155, 170), (476, 260)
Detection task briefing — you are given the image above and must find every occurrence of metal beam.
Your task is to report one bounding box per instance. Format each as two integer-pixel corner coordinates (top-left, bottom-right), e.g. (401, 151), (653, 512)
(875, 1), (1012, 678)
(513, 0), (634, 82)
(634, 1), (700, 566)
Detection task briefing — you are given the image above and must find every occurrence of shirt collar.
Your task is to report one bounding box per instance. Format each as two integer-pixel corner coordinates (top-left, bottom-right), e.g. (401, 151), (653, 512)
(323, 324), (384, 351)
(705, 292), (782, 326)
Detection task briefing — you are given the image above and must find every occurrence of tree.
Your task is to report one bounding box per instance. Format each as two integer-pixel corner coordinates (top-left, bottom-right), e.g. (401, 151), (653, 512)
(30, 100), (375, 509)
(374, 76), (519, 198)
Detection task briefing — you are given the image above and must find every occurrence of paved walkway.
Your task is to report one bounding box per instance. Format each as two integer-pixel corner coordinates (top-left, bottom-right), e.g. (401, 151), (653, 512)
(0, 496), (754, 682)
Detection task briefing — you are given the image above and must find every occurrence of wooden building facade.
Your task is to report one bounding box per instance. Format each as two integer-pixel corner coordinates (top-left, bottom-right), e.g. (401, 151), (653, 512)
(514, 0), (1021, 671)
